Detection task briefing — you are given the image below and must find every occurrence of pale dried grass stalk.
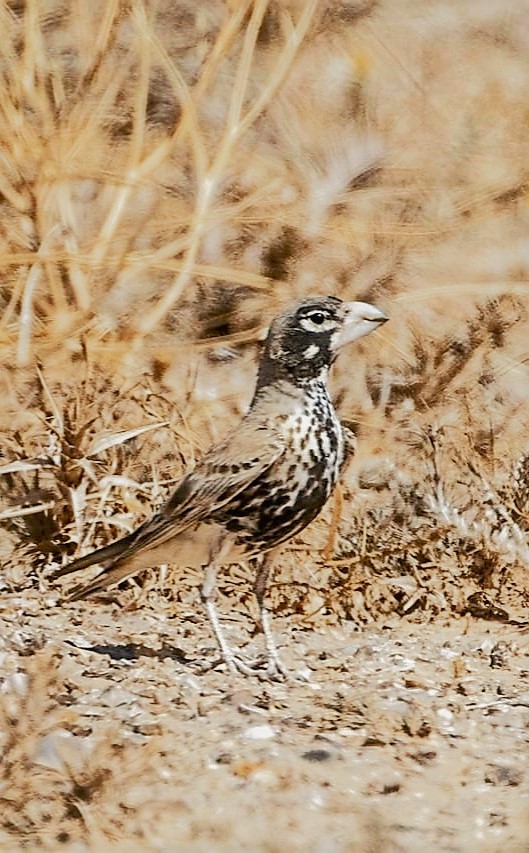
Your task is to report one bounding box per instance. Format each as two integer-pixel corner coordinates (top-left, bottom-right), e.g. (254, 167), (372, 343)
(137, 0), (318, 336)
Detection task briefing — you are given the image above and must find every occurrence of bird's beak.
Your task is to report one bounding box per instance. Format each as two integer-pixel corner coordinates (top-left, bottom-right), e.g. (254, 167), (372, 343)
(331, 301), (388, 352)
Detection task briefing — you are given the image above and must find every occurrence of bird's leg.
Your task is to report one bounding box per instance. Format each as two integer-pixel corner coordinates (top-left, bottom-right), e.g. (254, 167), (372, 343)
(253, 550), (290, 679)
(200, 561), (262, 677)
(323, 483), (343, 562)
(200, 562), (236, 673)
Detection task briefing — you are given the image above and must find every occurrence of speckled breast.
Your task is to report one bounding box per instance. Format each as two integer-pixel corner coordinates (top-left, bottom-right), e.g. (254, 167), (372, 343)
(213, 383), (344, 555)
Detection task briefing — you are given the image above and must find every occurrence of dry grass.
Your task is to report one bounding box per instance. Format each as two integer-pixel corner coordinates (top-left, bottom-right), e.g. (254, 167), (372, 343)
(2, 0), (529, 847)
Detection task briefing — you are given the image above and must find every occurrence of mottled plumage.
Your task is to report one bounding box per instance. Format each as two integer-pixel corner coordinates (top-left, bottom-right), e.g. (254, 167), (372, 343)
(52, 295), (387, 677)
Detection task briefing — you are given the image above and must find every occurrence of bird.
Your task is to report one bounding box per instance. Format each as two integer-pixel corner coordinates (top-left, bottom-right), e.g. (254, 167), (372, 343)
(51, 295), (388, 677)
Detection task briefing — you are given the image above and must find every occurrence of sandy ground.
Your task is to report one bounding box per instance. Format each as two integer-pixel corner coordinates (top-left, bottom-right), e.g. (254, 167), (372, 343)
(1, 585), (529, 851)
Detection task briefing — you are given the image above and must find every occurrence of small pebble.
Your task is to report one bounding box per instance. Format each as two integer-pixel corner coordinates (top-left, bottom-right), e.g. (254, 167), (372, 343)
(243, 724), (276, 740)
(301, 749), (333, 763)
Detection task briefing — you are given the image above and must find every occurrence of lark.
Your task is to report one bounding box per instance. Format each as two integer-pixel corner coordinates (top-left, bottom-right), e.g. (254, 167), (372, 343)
(52, 296), (387, 677)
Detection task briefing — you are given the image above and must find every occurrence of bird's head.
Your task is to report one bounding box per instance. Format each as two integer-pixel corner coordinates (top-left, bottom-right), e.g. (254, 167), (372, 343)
(256, 295), (388, 389)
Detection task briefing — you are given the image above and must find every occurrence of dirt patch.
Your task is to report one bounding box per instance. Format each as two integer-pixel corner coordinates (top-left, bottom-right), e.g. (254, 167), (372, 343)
(1, 588), (529, 850)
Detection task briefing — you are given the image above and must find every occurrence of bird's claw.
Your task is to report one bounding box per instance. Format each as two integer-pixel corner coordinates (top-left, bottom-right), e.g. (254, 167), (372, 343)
(203, 650), (292, 681)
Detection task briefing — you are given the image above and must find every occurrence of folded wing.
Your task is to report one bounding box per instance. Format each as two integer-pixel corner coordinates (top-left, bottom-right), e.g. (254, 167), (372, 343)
(52, 421), (284, 598)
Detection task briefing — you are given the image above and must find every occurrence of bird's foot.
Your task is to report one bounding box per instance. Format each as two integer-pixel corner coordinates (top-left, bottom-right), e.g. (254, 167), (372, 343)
(201, 599), (310, 680)
(197, 649), (310, 681)
(203, 648), (291, 680)
(262, 649), (291, 681)
(222, 650), (289, 681)
(225, 652), (276, 679)
(266, 657), (312, 683)
(263, 657), (312, 683)
(235, 649), (311, 683)
(259, 606), (312, 681)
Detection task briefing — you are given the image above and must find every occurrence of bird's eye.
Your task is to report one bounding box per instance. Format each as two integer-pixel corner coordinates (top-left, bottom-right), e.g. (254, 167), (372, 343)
(307, 311), (326, 325)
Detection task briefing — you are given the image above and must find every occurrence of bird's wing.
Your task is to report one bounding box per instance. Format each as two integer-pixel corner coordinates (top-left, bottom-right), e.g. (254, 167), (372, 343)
(51, 421), (284, 597)
(59, 424), (285, 600)
(53, 420), (285, 586)
(129, 421), (284, 553)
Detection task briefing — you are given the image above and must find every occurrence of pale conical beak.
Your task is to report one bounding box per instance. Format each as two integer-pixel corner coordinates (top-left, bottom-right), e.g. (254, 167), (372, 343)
(331, 301), (388, 352)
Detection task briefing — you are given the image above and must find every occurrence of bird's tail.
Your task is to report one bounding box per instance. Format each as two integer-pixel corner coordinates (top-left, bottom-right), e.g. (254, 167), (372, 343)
(65, 559), (141, 601)
(50, 532), (137, 581)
